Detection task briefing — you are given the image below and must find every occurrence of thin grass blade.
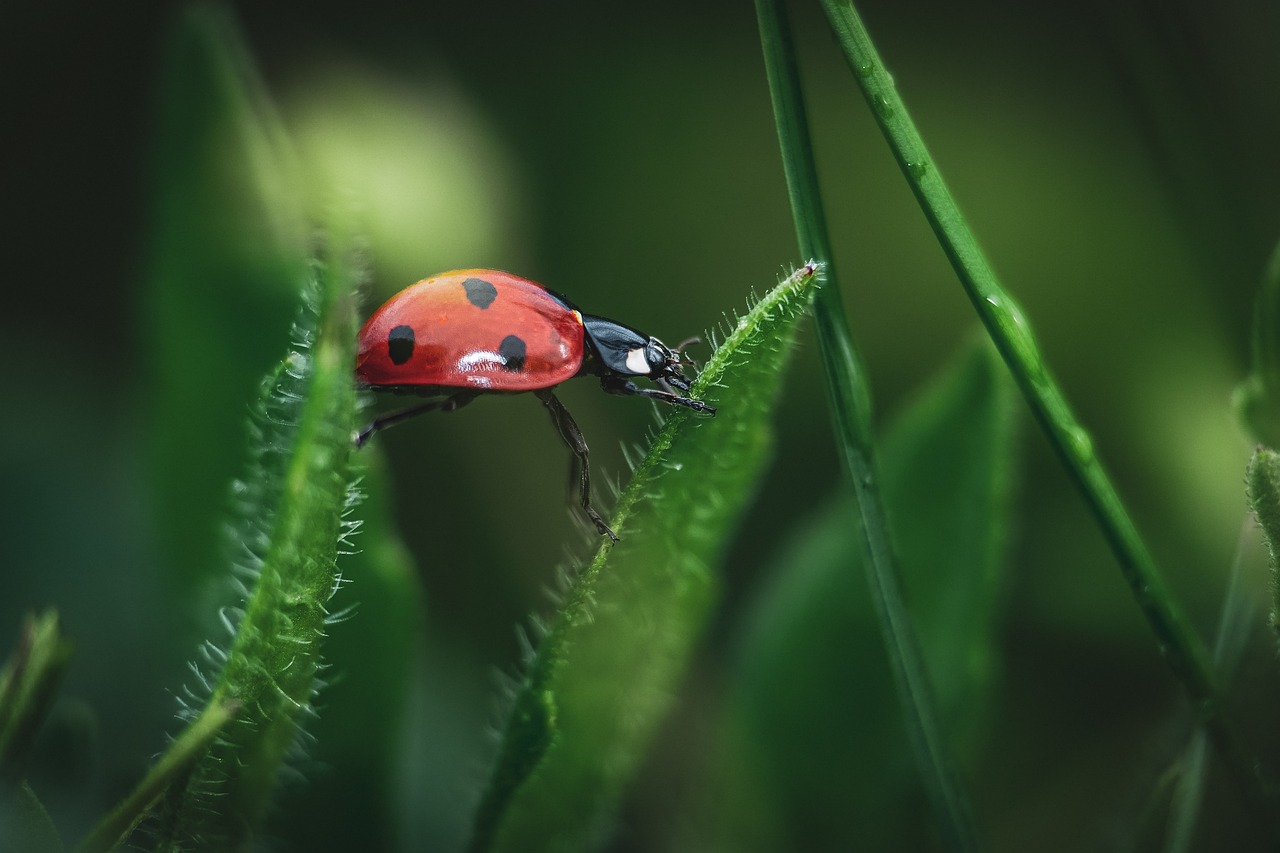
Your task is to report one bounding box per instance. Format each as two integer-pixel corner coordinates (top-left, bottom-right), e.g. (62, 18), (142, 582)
(755, 0), (979, 847)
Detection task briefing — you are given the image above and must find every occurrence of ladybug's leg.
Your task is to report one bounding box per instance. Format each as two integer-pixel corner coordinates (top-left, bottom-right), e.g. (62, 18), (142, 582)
(599, 376), (717, 416)
(535, 389), (619, 542)
(356, 393), (476, 448)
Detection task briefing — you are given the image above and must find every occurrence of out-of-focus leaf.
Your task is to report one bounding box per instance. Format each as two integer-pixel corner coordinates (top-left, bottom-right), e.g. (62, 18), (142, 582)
(141, 2), (309, 602)
(1161, 520), (1267, 853)
(0, 611), (73, 787)
(1234, 242), (1280, 448)
(880, 340), (1017, 739)
(695, 339), (1017, 849)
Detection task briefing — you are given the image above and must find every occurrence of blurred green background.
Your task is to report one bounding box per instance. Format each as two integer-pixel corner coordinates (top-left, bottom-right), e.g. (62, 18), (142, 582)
(4, 0), (1279, 849)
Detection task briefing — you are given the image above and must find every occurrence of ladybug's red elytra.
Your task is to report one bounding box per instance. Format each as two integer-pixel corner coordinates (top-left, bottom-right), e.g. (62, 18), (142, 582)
(355, 269), (715, 541)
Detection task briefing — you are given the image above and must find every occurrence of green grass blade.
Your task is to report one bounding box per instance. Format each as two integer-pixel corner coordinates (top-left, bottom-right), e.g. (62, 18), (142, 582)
(469, 262), (821, 852)
(693, 339), (1017, 850)
(1164, 520), (1265, 853)
(151, 235), (362, 848)
(0, 612), (72, 853)
(755, 0), (979, 848)
(815, 0), (1263, 807)
(0, 611), (73, 787)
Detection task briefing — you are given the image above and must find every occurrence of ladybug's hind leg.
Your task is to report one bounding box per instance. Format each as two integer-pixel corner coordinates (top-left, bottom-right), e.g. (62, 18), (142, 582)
(536, 389), (619, 542)
(356, 392), (476, 448)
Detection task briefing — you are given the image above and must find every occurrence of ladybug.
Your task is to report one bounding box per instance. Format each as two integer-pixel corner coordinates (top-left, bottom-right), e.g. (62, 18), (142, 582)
(355, 269), (716, 541)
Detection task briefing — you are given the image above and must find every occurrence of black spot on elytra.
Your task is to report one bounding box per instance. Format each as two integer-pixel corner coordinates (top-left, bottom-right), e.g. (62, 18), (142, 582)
(499, 335), (526, 371)
(387, 325), (415, 365)
(463, 277), (498, 309)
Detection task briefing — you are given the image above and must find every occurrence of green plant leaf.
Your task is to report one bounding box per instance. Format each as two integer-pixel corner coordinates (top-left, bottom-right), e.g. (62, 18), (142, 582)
(469, 262), (822, 852)
(691, 338), (1017, 850)
(0, 611), (73, 788)
(149, 231), (362, 848)
(1234, 241), (1280, 448)
(142, 1), (309, 603)
(879, 340), (1017, 739)
(0, 613), (71, 853)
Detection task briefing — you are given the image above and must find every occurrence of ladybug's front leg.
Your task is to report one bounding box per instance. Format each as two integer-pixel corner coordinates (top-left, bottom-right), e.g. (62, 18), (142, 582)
(598, 375), (717, 416)
(535, 389), (619, 542)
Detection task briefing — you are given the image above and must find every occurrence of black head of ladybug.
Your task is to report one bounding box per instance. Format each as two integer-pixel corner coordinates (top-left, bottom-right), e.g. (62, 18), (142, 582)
(580, 314), (694, 391)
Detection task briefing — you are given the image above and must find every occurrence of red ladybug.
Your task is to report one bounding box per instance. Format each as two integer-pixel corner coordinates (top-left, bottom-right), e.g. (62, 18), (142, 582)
(355, 269), (715, 540)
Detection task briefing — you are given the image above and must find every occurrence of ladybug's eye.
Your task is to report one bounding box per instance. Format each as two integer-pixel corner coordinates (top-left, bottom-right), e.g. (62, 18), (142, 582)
(647, 339), (678, 371)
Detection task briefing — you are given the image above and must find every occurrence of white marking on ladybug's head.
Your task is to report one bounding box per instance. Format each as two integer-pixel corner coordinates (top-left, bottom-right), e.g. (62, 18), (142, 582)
(625, 347), (651, 375)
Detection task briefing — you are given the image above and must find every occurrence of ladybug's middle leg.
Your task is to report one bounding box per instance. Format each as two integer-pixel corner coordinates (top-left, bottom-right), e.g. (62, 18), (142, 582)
(536, 389), (619, 542)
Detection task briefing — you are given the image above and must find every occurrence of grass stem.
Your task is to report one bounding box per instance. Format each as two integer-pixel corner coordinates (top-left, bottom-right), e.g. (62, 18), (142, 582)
(755, 1), (980, 848)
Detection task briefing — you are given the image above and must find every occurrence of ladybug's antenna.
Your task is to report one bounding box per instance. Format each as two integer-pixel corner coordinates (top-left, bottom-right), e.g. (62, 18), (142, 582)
(672, 335), (702, 356)
(671, 336), (704, 368)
